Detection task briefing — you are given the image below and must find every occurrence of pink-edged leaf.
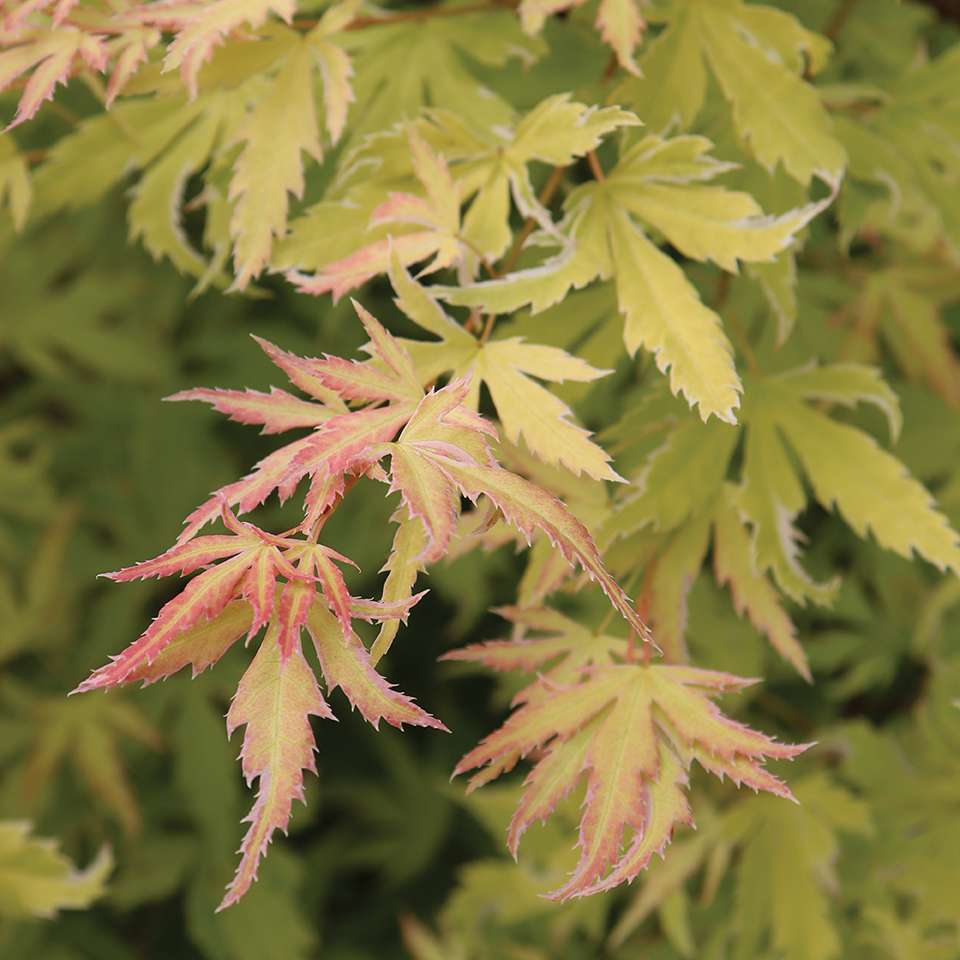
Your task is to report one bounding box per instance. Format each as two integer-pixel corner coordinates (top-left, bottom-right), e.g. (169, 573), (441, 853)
(74, 551), (256, 693)
(441, 605), (600, 674)
(647, 667), (807, 761)
(104, 533), (258, 581)
(397, 379), (499, 473)
(307, 602), (447, 731)
(351, 300), (423, 400)
(350, 590), (428, 623)
(289, 355), (410, 405)
(695, 749), (798, 801)
(454, 659), (810, 899)
(166, 386), (332, 435)
(302, 470), (346, 531)
(241, 548), (278, 638)
(105, 31), (157, 105)
(429, 456), (650, 641)
(276, 579), (316, 660)
(289, 232), (452, 301)
(251, 336), (348, 409)
(441, 634), (577, 674)
(370, 192), (439, 229)
(387, 444), (459, 563)
(575, 744), (692, 897)
(153, 0), (297, 97)
(310, 548), (353, 634)
(549, 681), (659, 898)
(1, 30), (105, 130)
(3, 0), (77, 29)
(219, 625), (333, 910)
(291, 404), (414, 484)
(123, 600), (253, 686)
(454, 670), (627, 776)
(177, 435), (316, 543)
(506, 726), (592, 858)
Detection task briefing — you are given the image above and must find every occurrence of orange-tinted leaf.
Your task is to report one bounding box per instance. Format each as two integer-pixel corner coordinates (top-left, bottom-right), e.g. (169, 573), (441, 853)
(307, 603), (446, 732)
(219, 624), (333, 909)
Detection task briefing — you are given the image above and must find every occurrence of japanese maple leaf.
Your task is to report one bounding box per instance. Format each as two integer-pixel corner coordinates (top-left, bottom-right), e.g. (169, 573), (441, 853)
(440, 134), (830, 423)
(173, 302), (648, 640)
(452, 628), (809, 899)
(72, 504), (336, 691)
(389, 256), (622, 482)
(75, 298), (650, 910)
(220, 598), (445, 909)
(379, 375), (648, 638)
(290, 130), (465, 299)
(171, 299), (423, 542)
(518, 0), (645, 74)
(443, 605), (627, 695)
(0, 28), (106, 129)
(137, 0), (298, 95)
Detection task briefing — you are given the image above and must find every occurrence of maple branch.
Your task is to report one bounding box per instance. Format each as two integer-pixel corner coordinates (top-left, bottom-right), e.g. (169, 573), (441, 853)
(499, 164), (567, 275)
(821, 0), (860, 41)
(478, 312), (497, 344)
(460, 236), (501, 280)
(586, 150), (606, 182)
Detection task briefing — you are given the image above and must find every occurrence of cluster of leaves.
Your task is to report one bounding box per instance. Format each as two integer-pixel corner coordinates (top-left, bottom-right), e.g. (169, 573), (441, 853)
(1, 0), (960, 957)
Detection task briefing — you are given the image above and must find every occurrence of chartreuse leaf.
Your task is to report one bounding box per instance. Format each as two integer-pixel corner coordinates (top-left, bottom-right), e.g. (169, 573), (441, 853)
(605, 363), (957, 673)
(712, 488), (808, 680)
(745, 368), (960, 579)
(228, 39), (322, 289)
(227, 12), (359, 287)
(726, 774), (871, 960)
(340, 10), (543, 142)
(156, 0), (298, 94)
(390, 258), (620, 481)
(518, 0), (644, 73)
(16, 692), (161, 836)
(399, 914), (468, 960)
(0, 135), (30, 230)
(836, 45), (960, 255)
(370, 514), (428, 665)
(442, 135), (827, 422)
(291, 130), (464, 298)
(0, 508), (75, 666)
(452, 651), (808, 899)
(279, 94), (634, 287)
(617, 0), (845, 185)
(851, 266), (960, 408)
(0, 822), (111, 918)
(450, 94), (639, 258)
(128, 100), (224, 276)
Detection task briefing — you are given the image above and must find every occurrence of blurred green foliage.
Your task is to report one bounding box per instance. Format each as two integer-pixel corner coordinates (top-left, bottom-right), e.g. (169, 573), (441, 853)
(1, 0), (959, 958)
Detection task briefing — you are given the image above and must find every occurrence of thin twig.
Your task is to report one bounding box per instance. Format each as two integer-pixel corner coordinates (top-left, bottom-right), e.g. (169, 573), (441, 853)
(586, 150), (606, 182)
(460, 235), (501, 279)
(821, 0), (860, 41)
(499, 164), (567, 275)
(478, 312), (496, 344)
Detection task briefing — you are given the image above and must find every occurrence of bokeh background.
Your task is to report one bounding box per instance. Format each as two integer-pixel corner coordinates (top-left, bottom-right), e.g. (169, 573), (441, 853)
(2, 2), (960, 959)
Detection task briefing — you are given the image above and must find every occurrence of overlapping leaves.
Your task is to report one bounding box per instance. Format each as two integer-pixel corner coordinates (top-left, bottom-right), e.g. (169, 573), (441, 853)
(74, 303), (646, 907)
(447, 607), (808, 899)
